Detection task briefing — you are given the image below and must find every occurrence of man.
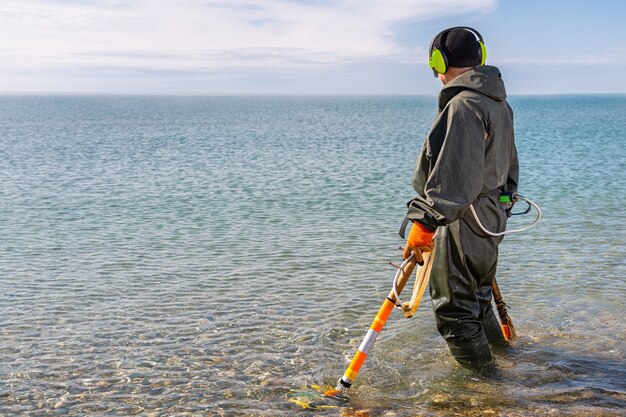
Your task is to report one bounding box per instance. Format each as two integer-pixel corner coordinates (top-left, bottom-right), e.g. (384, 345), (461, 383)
(402, 27), (518, 368)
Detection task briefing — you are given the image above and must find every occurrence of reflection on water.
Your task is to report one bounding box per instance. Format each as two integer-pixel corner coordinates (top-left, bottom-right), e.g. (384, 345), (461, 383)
(0, 95), (625, 416)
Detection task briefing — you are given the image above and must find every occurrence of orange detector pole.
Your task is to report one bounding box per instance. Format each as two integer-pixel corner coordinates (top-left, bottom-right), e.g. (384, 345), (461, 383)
(325, 254), (418, 396)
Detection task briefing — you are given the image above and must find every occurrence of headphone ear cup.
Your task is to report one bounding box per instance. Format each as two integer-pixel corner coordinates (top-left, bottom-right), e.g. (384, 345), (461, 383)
(479, 41), (487, 66)
(429, 48), (448, 74)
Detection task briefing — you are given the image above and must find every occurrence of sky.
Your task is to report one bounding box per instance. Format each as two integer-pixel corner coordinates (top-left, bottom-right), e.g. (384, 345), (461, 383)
(1, 0), (625, 95)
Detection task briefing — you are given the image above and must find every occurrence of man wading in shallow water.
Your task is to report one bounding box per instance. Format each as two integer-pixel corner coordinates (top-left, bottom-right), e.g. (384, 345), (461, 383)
(402, 27), (518, 369)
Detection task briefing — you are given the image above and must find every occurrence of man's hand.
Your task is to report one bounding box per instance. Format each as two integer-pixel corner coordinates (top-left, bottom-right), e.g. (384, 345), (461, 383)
(403, 221), (435, 262)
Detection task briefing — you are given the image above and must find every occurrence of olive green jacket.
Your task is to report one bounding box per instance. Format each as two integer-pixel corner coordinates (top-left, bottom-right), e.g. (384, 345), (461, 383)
(407, 65), (518, 231)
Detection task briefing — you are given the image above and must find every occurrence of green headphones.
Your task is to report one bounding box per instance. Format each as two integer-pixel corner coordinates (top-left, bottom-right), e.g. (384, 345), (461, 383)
(428, 26), (487, 77)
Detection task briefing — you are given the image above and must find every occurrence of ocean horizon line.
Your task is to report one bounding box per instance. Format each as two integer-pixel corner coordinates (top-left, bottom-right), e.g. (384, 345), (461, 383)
(1, 91), (625, 98)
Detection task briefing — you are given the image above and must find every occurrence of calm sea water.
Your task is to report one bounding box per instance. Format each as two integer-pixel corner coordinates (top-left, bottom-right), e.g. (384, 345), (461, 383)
(1, 95), (624, 416)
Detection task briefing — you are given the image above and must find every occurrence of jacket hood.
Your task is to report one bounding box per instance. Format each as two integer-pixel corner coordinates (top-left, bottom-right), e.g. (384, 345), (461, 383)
(438, 65), (507, 110)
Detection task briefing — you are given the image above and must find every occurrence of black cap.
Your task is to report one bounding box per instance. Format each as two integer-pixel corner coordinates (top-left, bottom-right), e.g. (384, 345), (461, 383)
(432, 27), (481, 68)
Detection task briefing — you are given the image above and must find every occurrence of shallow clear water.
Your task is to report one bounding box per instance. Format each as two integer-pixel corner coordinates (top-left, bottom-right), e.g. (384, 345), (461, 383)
(1, 95), (624, 416)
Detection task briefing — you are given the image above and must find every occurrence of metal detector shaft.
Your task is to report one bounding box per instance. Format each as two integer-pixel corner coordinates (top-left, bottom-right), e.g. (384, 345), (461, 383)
(335, 254), (418, 391)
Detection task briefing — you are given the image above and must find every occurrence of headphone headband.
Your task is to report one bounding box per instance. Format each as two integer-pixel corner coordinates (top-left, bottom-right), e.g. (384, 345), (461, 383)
(428, 26), (484, 57)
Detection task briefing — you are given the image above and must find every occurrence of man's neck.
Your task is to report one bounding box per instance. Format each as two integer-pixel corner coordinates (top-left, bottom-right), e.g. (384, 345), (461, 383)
(439, 67), (473, 85)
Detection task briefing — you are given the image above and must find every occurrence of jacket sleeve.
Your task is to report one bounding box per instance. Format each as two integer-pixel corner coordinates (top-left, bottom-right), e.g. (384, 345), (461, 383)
(503, 142), (519, 194)
(407, 98), (486, 230)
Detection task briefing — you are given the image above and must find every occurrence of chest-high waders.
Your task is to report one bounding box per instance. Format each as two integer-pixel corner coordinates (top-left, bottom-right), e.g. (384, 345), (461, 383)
(430, 193), (539, 368)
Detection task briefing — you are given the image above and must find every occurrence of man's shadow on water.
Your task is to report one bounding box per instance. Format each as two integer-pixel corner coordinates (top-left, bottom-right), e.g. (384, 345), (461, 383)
(390, 344), (626, 417)
(481, 344), (626, 409)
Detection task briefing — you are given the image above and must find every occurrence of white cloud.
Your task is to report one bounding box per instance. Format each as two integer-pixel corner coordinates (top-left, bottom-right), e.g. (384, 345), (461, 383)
(0, 0), (496, 75)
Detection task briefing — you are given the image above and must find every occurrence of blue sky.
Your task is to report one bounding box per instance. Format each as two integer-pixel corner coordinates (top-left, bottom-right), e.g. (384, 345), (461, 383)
(1, 0), (625, 95)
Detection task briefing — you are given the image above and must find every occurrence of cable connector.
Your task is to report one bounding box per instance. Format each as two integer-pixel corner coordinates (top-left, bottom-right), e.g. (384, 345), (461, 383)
(499, 191), (519, 204)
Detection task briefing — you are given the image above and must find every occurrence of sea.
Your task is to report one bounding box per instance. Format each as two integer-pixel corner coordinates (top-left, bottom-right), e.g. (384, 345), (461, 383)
(1, 94), (625, 416)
